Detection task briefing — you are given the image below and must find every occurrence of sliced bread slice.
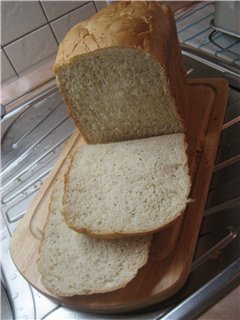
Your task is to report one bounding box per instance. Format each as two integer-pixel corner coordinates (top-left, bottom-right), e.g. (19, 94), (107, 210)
(38, 179), (151, 296)
(63, 133), (191, 239)
(54, 1), (188, 143)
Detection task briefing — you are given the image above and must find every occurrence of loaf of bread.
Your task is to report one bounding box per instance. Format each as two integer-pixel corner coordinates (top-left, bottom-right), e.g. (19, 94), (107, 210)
(63, 134), (191, 239)
(54, 1), (188, 143)
(38, 179), (152, 296)
(38, 2), (192, 296)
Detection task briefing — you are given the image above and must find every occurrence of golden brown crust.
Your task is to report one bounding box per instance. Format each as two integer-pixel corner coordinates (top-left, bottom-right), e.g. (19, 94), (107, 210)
(65, 208), (186, 240)
(54, 1), (188, 129)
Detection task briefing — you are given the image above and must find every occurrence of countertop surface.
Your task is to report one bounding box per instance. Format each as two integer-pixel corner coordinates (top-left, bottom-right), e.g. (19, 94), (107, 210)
(199, 286), (239, 320)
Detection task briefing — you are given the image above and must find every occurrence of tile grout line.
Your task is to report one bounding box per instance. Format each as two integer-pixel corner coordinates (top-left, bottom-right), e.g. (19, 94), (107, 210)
(2, 47), (19, 77)
(93, 0), (98, 13)
(40, 0), (91, 23)
(2, 1), (97, 82)
(2, 23), (49, 48)
(38, 0), (59, 45)
(2, 1), (91, 48)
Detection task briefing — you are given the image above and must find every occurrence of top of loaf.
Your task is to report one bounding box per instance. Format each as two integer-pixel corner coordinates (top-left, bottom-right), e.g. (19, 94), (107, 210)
(54, 1), (178, 72)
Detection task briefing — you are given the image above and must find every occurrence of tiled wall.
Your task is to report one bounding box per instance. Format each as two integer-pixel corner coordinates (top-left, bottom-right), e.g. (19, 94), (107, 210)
(1, 1), (108, 85)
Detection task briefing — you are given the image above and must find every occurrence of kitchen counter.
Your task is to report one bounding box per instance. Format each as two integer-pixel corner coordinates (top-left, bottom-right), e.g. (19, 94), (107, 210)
(199, 286), (239, 320)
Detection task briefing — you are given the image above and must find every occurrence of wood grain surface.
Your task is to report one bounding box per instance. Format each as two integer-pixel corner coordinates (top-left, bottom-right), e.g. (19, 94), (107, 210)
(10, 78), (229, 313)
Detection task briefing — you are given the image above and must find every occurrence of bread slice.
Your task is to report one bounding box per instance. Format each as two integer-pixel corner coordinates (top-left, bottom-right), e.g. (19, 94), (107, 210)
(63, 134), (191, 239)
(54, 1), (188, 143)
(38, 179), (152, 296)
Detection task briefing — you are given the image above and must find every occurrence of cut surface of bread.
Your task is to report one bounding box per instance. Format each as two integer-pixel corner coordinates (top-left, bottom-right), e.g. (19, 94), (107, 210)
(38, 179), (151, 296)
(64, 134), (191, 238)
(54, 1), (188, 143)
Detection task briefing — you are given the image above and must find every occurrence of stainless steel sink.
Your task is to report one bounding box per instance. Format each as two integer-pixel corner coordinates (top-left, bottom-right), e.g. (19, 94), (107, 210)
(1, 49), (240, 320)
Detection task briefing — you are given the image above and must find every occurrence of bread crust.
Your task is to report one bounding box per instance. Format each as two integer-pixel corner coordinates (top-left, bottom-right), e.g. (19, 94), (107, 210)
(54, 1), (188, 134)
(65, 211), (185, 240)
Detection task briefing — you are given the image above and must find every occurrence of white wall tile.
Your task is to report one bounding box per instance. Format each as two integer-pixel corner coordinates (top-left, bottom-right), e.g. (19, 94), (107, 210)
(1, 49), (18, 83)
(41, 1), (88, 21)
(94, 1), (108, 11)
(51, 2), (97, 43)
(4, 25), (58, 74)
(1, 1), (47, 46)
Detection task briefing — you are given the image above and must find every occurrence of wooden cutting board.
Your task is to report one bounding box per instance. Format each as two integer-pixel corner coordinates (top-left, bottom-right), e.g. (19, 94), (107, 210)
(10, 78), (229, 313)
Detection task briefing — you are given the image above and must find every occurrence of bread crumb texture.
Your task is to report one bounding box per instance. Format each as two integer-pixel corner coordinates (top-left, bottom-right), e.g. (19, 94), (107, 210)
(38, 180), (151, 296)
(57, 47), (183, 143)
(64, 134), (191, 237)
